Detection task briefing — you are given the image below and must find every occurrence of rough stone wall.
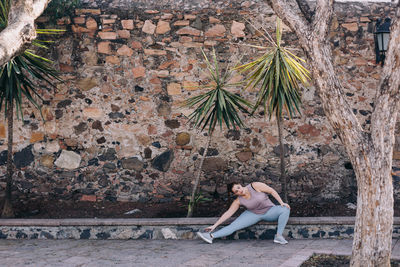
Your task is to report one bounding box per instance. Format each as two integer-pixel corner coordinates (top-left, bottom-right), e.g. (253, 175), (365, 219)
(0, 224), (369, 240)
(0, 0), (398, 205)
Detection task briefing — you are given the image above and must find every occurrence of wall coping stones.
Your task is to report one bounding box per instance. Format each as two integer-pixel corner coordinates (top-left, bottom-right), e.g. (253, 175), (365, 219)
(1, 216), (399, 226)
(81, 0), (386, 11)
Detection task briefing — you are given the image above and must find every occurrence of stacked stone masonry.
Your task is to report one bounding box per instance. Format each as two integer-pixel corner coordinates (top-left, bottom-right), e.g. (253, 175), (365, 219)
(0, 217), (399, 240)
(0, 225), (365, 240)
(0, 0), (399, 205)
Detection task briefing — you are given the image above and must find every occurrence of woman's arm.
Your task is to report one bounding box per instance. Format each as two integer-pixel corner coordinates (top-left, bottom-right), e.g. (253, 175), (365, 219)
(205, 198), (240, 232)
(252, 182), (290, 208)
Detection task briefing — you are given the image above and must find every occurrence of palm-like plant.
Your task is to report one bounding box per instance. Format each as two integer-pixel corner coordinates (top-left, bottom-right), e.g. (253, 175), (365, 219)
(183, 48), (252, 217)
(236, 19), (310, 202)
(0, 0), (62, 217)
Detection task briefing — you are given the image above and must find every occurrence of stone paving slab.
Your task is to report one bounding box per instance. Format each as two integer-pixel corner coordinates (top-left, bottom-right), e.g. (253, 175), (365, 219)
(1, 238), (399, 267)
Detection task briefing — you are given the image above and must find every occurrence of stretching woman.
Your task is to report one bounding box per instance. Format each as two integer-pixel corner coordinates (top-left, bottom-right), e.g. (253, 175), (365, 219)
(197, 181), (290, 244)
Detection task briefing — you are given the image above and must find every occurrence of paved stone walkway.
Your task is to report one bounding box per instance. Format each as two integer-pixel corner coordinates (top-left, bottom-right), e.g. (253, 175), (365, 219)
(0, 239), (399, 267)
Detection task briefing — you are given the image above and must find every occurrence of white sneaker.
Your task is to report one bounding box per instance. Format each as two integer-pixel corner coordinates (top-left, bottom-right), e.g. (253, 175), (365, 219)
(274, 234), (288, 244)
(196, 232), (213, 244)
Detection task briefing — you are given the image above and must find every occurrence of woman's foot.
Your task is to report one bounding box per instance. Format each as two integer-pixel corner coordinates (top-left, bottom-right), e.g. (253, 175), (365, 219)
(196, 232), (213, 244)
(273, 234), (288, 244)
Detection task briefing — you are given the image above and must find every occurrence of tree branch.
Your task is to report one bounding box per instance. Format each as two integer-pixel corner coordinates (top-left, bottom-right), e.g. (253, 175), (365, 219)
(264, 0), (311, 52)
(295, 0), (314, 23)
(312, 0), (334, 42)
(266, 1), (365, 151)
(0, 0), (50, 67)
(296, 0), (365, 151)
(370, 2), (400, 147)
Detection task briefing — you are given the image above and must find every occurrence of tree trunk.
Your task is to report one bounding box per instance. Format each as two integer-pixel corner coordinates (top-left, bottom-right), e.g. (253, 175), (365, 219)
(0, 0), (51, 67)
(2, 101), (14, 218)
(187, 134), (212, 217)
(264, 1), (400, 265)
(309, 40), (396, 267)
(277, 115), (287, 203)
(350, 155), (393, 267)
(307, 4), (398, 266)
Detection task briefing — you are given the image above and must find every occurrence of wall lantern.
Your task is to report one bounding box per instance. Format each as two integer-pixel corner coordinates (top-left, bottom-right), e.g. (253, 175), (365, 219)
(374, 18), (391, 66)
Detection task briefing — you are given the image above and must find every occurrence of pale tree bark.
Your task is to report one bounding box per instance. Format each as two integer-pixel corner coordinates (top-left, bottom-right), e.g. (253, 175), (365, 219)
(265, 0), (400, 266)
(0, 0), (50, 67)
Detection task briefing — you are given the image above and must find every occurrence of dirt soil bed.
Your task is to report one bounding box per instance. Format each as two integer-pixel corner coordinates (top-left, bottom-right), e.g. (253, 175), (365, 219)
(5, 198), (399, 219)
(300, 254), (400, 267)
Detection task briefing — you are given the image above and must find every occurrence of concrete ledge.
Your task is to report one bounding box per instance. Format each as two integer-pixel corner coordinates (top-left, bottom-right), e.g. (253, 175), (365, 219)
(0, 217), (399, 240)
(0, 216), (370, 226)
(4, 216), (400, 226)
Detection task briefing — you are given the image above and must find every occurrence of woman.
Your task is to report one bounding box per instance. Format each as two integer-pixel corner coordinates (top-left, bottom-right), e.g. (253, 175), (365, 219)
(197, 181), (290, 244)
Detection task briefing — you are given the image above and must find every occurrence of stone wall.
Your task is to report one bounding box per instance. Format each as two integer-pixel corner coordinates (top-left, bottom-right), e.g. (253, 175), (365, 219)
(0, 0), (398, 205)
(1, 217), (399, 240)
(0, 224), (360, 240)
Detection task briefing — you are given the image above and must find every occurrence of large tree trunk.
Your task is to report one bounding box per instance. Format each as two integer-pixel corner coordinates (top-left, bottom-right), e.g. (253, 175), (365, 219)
(310, 26), (397, 267)
(2, 101), (14, 218)
(351, 157), (393, 266)
(0, 0), (50, 67)
(187, 134), (212, 217)
(277, 115), (287, 203)
(265, 0), (400, 266)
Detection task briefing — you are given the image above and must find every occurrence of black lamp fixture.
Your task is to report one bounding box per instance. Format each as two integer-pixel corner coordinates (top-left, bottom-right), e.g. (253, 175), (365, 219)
(374, 18), (391, 66)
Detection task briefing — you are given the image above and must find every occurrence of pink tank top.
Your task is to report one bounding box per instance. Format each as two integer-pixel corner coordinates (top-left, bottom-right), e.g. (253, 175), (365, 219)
(238, 184), (275, 214)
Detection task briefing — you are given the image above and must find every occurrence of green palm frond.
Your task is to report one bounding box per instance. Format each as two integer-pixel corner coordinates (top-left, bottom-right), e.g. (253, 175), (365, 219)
(35, 29), (66, 34)
(235, 18), (310, 119)
(182, 48), (253, 134)
(0, 0), (63, 119)
(0, 0), (9, 29)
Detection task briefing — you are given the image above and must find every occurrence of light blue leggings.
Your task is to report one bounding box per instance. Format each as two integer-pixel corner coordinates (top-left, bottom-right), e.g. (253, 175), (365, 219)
(212, 206), (290, 239)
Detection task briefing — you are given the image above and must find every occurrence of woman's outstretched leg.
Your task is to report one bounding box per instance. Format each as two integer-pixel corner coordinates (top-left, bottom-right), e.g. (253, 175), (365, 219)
(211, 210), (261, 238)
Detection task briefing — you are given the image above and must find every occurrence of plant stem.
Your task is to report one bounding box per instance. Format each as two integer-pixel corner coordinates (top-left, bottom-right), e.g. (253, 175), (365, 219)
(187, 134), (212, 217)
(277, 115), (288, 203)
(2, 101), (14, 218)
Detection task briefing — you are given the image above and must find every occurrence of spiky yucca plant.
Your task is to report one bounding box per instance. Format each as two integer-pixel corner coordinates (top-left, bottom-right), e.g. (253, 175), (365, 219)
(0, 0), (62, 217)
(236, 19), (310, 202)
(183, 48), (252, 217)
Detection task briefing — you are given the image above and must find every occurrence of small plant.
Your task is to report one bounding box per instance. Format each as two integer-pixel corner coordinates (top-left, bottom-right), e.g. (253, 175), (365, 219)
(187, 192), (212, 216)
(0, 0), (63, 217)
(235, 18), (310, 202)
(182, 48), (252, 217)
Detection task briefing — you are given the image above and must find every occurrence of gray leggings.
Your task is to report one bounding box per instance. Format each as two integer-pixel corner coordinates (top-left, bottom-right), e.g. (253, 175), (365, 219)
(212, 206), (290, 239)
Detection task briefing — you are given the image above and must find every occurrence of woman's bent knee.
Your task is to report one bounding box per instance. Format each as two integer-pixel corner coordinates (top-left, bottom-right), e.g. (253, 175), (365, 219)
(279, 206), (290, 217)
(284, 207), (290, 215)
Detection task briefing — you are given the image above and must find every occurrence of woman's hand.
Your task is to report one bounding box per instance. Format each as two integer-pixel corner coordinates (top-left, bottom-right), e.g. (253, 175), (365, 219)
(281, 203), (290, 209)
(204, 225), (216, 232)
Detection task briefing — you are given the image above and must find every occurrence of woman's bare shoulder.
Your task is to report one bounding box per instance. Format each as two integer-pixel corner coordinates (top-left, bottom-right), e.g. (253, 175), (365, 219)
(252, 182), (273, 193)
(252, 181), (264, 189)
